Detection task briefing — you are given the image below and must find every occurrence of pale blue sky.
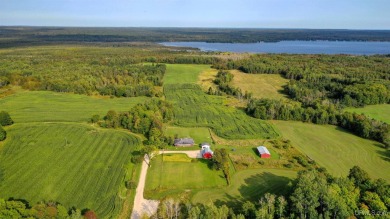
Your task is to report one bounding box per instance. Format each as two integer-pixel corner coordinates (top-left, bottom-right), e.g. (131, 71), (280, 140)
(0, 0), (389, 29)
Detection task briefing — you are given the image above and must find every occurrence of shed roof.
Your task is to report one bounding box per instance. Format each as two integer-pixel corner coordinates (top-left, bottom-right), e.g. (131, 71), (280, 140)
(257, 146), (270, 155)
(174, 138), (194, 145)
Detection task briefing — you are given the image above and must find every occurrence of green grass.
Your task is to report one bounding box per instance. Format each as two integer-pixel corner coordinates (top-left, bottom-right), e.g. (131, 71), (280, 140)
(272, 120), (390, 182)
(191, 168), (296, 207)
(164, 83), (279, 139)
(145, 155), (226, 199)
(231, 70), (289, 100)
(0, 123), (141, 218)
(345, 104), (390, 124)
(163, 153), (193, 162)
(0, 90), (148, 123)
(163, 64), (211, 84)
(165, 126), (212, 145)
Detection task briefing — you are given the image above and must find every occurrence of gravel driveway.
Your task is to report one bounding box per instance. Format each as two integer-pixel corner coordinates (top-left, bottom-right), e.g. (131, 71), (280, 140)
(131, 150), (201, 218)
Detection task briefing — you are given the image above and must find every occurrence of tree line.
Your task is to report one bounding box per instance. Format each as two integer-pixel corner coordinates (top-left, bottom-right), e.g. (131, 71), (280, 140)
(213, 54), (390, 107)
(152, 166), (389, 219)
(2, 27), (390, 48)
(95, 98), (174, 147)
(0, 198), (97, 219)
(246, 98), (390, 147)
(0, 111), (13, 141)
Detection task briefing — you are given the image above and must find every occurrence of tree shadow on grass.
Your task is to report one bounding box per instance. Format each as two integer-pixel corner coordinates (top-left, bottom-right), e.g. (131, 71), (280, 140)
(214, 193), (244, 212)
(376, 150), (390, 162)
(238, 172), (293, 202)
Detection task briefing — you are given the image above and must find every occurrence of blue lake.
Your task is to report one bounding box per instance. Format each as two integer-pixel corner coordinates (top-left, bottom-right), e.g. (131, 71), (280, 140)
(160, 41), (390, 55)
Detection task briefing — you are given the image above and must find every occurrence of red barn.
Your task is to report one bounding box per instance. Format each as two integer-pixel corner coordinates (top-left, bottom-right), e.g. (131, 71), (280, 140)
(257, 146), (271, 158)
(201, 145), (213, 159)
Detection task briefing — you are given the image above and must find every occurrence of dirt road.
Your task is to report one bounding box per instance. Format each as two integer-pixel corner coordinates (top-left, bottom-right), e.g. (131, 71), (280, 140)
(130, 150), (201, 218)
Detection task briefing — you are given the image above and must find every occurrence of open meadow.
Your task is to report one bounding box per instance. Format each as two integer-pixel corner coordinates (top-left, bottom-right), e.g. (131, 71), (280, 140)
(272, 120), (390, 182)
(0, 123), (141, 217)
(230, 70), (289, 100)
(191, 168), (296, 208)
(144, 154), (226, 199)
(163, 64), (211, 84)
(0, 90), (147, 123)
(345, 104), (390, 124)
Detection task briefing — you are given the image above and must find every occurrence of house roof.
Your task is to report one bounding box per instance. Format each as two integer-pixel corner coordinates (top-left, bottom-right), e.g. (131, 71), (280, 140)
(257, 146), (270, 155)
(202, 147), (213, 155)
(174, 138), (194, 145)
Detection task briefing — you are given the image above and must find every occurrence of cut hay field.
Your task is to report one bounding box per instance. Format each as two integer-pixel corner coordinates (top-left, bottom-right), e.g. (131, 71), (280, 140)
(0, 90), (148, 123)
(165, 126), (212, 145)
(163, 64), (279, 140)
(163, 64), (211, 84)
(230, 70), (289, 100)
(165, 84), (279, 139)
(345, 104), (390, 124)
(0, 123), (141, 218)
(144, 154), (226, 199)
(191, 168), (296, 207)
(272, 121), (390, 182)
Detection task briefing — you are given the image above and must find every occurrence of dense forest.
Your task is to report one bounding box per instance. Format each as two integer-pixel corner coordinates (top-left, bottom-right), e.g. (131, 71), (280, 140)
(153, 166), (389, 219)
(1, 27), (390, 48)
(211, 55), (390, 147)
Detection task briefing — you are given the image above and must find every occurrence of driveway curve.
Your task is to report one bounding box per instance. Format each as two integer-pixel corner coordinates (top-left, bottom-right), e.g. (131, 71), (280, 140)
(131, 150), (201, 219)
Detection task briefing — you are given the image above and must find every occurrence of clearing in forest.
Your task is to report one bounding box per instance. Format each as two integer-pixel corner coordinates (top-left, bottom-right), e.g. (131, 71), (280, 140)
(272, 120), (390, 182)
(230, 70), (289, 100)
(163, 64), (211, 84)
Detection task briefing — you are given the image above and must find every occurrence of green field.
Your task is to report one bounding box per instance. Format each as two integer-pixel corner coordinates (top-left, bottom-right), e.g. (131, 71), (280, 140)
(0, 123), (141, 218)
(345, 104), (390, 124)
(145, 154), (226, 199)
(0, 90), (148, 123)
(231, 70), (289, 100)
(192, 169), (296, 207)
(165, 126), (212, 145)
(163, 64), (211, 84)
(272, 121), (390, 182)
(164, 84), (279, 139)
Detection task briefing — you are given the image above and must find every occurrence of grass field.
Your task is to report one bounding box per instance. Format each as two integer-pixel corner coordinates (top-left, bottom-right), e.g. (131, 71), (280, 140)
(165, 126), (212, 145)
(163, 64), (211, 84)
(165, 84), (279, 139)
(272, 121), (390, 182)
(0, 123), (141, 218)
(144, 155), (226, 199)
(345, 104), (390, 124)
(0, 90), (148, 123)
(230, 70), (289, 100)
(191, 168), (296, 208)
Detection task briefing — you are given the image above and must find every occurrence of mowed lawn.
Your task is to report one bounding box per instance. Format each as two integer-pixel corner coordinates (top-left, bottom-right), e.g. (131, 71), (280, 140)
(165, 126), (212, 145)
(0, 123), (140, 218)
(192, 169), (296, 207)
(231, 70), (289, 100)
(272, 121), (390, 182)
(145, 155), (226, 199)
(0, 90), (148, 123)
(345, 104), (390, 124)
(163, 64), (211, 84)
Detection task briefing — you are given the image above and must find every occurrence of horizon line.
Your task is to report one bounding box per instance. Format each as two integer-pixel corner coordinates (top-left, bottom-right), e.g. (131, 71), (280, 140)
(1, 25), (390, 31)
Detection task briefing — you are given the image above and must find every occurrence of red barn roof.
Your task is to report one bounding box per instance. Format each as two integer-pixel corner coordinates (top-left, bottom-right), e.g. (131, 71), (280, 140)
(257, 146), (271, 158)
